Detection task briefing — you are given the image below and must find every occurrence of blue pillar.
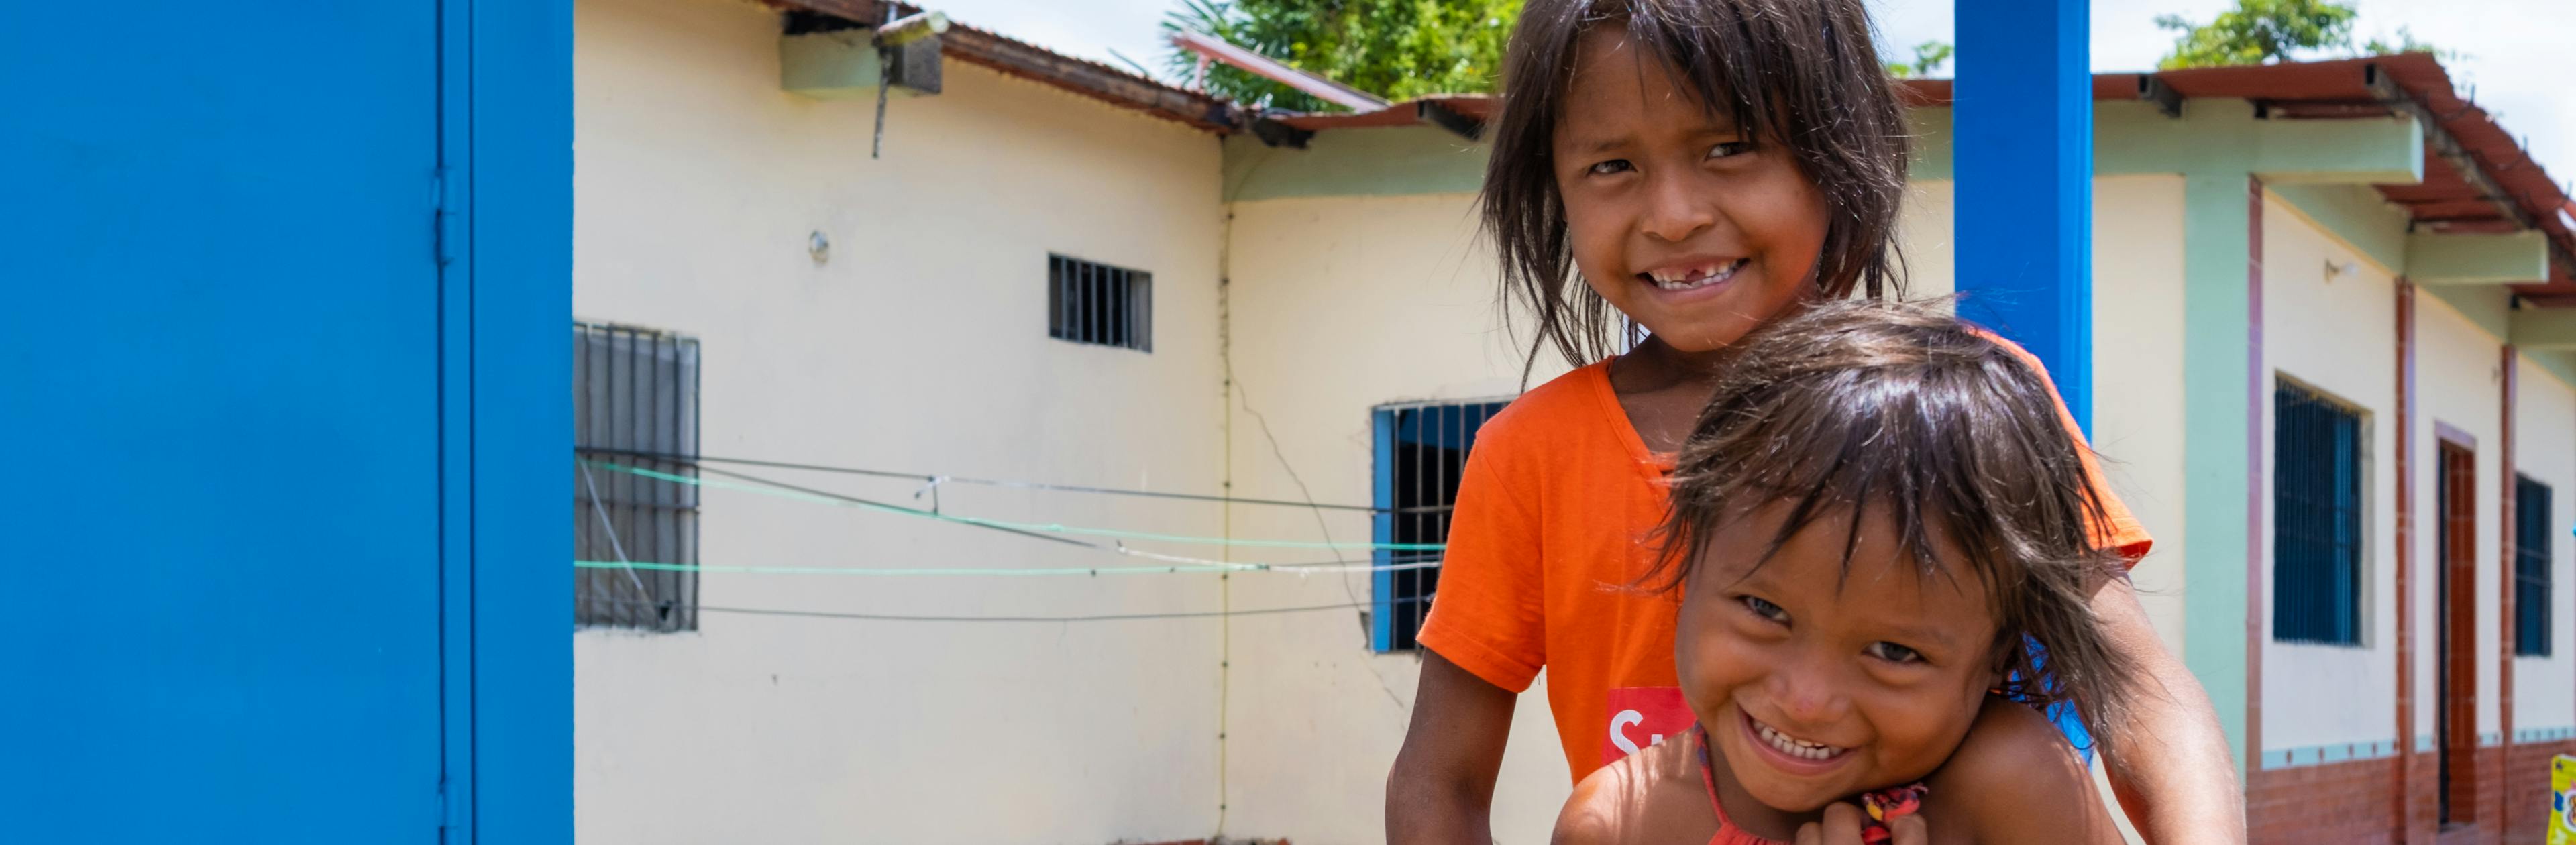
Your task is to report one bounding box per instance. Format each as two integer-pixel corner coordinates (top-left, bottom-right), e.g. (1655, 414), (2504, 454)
(1955, 0), (2093, 433)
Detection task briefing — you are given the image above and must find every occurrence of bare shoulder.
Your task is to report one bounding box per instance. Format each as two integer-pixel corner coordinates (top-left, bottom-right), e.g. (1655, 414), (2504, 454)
(1554, 737), (1702, 845)
(1921, 698), (2121, 844)
(1943, 697), (2081, 773)
(1552, 756), (1637, 845)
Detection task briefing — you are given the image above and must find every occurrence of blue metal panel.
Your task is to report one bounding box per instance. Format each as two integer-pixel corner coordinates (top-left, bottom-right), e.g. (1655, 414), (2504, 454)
(1959, 0), (2097, 758)
(1373, 408), (1398, 653)
(2, 1), (568, 840)
(1, 3), (443, 840)
(454, 0), (574, 840)
(1955, 0), (2094, 433)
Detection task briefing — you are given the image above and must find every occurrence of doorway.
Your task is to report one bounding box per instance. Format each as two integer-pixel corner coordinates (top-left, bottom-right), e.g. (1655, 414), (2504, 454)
(2436, 439), (2478, 826)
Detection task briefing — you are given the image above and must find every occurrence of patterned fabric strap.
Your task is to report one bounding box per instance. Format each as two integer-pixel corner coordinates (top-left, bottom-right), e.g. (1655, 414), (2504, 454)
(1856, 782), (1929, 844)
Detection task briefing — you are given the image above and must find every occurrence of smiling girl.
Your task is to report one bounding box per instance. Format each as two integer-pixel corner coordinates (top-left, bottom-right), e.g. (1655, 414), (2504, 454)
(1550, 300), (2132, 844)
(1383, 0), (2243, 842)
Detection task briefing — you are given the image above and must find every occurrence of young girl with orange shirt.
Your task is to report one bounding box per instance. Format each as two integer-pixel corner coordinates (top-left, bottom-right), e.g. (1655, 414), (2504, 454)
(1385, 1), (2243, 841)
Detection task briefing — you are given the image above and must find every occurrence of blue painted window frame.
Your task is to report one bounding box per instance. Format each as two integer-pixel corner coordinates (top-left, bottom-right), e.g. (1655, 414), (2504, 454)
(2516, 475), (2552, 656)
(2272, 381), (2366, 645)
(1371, 400), (1509, 653)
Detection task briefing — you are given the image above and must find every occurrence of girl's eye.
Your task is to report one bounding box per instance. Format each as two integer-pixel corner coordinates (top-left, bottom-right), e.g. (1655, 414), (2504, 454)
(1706, 141), (1752, 160)
(1739, 596), (1788, 623)
(1866, 642), (1924, 665)
(1587, 159), (1633, 176)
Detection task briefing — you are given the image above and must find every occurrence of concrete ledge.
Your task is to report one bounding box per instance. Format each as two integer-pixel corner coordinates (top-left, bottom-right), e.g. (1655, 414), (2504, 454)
(2512, 308), (2576, 349)
(2245, 114), (2422, 184)
(2407, 230), (2552, 285)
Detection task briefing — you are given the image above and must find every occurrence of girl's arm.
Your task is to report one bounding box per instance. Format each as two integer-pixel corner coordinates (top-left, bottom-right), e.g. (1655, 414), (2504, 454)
(2088, 578), (2247, 844)
(1387, 650), (1518, 844)
(1925, 697), (2126, 844)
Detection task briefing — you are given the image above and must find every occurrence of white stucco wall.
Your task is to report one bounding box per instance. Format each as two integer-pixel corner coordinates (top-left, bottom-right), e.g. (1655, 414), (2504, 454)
(1217, 192), (1572, 842)
(574, 0), (1232, 841)
(2258, 194), (2402, 752)
(2514, 357), (2576, 732)
(1896, 176), (2192, 657)
(1894, 180), (1955, 300)
(2416, 293), (2506, 742)
(2090, 176), (2194, 660)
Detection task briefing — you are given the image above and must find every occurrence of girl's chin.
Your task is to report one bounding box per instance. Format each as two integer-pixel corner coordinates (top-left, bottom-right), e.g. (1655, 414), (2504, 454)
(1631, 328), (1753, 359)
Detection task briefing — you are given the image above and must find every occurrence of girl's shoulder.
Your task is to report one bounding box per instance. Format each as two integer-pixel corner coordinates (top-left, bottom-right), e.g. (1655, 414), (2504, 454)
(1475, 360), (1618, 452)
(1917, 698), (2121, 844)
(1553, 736), (1709, 845)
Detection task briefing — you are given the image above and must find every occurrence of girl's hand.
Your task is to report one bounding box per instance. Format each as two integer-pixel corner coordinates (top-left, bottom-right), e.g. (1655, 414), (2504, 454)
(1792, 802), (1927, 845)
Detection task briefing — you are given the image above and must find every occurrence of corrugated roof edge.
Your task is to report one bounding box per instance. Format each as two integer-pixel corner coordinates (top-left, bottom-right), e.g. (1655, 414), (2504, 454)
(767, 0), (1244, 133)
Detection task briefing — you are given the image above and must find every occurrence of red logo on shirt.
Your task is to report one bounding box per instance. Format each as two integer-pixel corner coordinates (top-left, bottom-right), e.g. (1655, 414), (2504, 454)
(1602, 686), (1695, 765)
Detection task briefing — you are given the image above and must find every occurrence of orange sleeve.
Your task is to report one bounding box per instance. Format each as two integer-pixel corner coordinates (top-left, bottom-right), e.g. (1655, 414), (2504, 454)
(1413, 428), (1548, 693)
(1986, 333), (2155, 565)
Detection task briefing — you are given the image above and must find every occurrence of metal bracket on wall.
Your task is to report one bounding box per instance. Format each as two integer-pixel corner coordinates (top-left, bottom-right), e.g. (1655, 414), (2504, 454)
(2137, 74), (2183, 120)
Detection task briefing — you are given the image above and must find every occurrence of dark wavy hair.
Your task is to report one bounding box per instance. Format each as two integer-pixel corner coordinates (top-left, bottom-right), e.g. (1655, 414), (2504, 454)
(1480, 0), (1913, 377)
(1648, 299), (2137, 758)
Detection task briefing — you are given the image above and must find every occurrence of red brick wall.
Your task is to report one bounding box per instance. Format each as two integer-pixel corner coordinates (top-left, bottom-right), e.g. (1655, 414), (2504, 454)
(2245, 742), (2576, 845)
(2249, 754), (2401, 843)
(2505, 740), (2576, 845)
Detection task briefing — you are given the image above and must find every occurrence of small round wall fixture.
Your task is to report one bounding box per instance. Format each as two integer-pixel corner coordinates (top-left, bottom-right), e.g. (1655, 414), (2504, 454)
(809, 230), (831, 265)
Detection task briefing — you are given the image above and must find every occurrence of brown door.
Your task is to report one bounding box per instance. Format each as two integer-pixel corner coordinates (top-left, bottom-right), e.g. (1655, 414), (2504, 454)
(2437, 441), (2477, 826)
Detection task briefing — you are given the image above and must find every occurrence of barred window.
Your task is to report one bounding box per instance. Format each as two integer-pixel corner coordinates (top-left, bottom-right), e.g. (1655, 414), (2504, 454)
(1046, 254), (1151, 351)
(1371, 400), (1510, 653)
(573, 321), (700, 632)
(2518, 475), (2553, 656)
(2273, 380), (2365, 645)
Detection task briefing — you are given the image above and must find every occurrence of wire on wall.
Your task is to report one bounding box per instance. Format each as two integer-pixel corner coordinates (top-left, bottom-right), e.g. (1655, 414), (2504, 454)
(590, 595), (1430, 624)
(586, 459), (1442, 551)
(566, 558), (1444, 577)
(574, 446), (1442, 514)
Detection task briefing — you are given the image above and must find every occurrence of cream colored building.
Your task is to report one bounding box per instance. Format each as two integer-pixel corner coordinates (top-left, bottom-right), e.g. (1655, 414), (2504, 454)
(572, 0), (2576, 841)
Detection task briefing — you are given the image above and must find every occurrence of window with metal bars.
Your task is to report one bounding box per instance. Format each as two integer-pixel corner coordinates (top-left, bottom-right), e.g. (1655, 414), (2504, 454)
(1046, 254), (1151, 351)
(2517, 475), (2553, 656)
(1371, 400), (1510, 653)
(2272, 380), (2365, 645)
(572, 321), (701, 632)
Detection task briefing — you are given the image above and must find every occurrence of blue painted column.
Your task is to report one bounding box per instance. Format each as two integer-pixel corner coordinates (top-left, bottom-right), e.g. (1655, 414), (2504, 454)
(1954, 0), (2094, 433)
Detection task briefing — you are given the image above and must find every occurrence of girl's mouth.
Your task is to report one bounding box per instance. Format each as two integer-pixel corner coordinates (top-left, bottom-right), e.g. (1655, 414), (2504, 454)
(1739, 709), (1855, 774)
(1638, 258), (1749, 292)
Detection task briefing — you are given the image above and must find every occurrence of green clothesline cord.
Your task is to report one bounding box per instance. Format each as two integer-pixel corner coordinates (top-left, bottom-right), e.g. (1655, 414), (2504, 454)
(572, 559), (1443, 577)
(585, 460), (1446, 552)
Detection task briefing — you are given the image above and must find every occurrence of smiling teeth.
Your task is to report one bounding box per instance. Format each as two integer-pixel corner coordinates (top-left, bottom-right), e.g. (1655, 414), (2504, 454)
(1756, 721), (1845, 760)
(1646, 260), (1744, 291)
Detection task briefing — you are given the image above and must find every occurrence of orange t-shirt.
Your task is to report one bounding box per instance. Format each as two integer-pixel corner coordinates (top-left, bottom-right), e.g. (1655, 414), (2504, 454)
(1413, 344), (2151, 783)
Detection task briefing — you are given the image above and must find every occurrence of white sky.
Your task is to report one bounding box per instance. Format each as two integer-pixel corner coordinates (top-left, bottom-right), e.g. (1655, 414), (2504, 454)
(926, 0), (2574, 195)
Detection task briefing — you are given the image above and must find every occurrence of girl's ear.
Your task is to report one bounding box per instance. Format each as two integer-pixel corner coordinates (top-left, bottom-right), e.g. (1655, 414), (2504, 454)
(1983, 638), (2017, 689)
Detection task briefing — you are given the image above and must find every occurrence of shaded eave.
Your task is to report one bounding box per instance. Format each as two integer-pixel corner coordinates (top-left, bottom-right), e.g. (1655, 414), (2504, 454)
(1281, 54), (2575, 296)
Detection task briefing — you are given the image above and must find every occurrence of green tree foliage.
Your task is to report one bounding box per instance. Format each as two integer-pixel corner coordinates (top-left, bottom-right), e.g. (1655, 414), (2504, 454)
(1885, 39), (1953, 78)
(1160, 0), (1520, 112)
(2155, 0), (2452, 70)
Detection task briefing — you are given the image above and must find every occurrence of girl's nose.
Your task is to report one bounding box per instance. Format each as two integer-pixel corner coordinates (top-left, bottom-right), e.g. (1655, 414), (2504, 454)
(1638, 171), (1717, 243)
(1765, 662), (1852, 726)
